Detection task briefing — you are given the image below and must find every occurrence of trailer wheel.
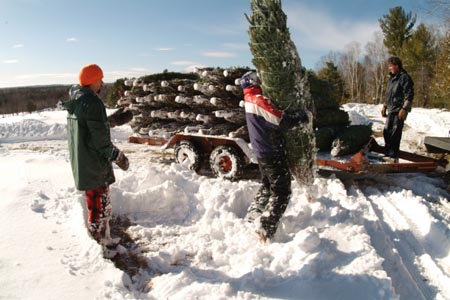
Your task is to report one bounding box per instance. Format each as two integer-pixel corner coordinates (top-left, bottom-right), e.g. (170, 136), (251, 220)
(174, 140), (202, 172)
(209, 145), (244, 180)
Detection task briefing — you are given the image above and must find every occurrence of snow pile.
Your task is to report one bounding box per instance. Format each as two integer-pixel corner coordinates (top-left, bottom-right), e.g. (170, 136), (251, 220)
(1, 104), (449, 300)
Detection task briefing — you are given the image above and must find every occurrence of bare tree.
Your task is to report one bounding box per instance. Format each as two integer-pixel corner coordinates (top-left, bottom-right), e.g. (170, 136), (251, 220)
(339, 42), (363, 102)
(426, 0), (450, 20)
(364, 32), (390, 103)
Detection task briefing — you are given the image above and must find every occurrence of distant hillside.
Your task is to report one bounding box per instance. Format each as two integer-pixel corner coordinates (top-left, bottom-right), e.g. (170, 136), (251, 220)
(0, 84), (112, 115)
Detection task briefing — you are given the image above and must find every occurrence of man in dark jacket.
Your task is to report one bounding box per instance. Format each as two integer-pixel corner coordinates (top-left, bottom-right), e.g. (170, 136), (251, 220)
(382, 56), (414, 160)
(62, 64), (129, 246)
(240, 71), (309, 242)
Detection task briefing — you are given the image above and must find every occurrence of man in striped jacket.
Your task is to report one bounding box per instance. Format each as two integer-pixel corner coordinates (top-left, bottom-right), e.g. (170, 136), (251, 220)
(240, 71), (309, 241)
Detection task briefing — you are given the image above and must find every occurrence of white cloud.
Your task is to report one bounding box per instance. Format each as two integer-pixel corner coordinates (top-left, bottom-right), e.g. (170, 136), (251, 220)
(202, 52), (236, 58)
(155, 48), (174, 51)
(12, 44), (24, 48)
(285, 3), (379, 52)
(3, 59), (19, 64)
(66, 37), (78, 42)
(170, 61), (197, 66)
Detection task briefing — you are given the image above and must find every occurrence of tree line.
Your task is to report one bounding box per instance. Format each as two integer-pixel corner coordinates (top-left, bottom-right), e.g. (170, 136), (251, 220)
(316, 4), (450, 108)
(0, 84), (113, 115)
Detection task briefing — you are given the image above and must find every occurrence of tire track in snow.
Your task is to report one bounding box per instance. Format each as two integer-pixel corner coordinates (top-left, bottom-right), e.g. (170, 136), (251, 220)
(344, 175), (450, 300)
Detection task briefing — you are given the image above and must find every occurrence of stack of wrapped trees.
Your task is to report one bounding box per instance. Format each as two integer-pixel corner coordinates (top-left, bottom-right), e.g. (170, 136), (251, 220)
(117, 65), (371, 160)
(118, 67), (251, 140)
(310, 73), (372, 157)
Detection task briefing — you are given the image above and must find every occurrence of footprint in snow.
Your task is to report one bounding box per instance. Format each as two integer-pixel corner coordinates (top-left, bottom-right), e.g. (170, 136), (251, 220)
(30, 192), (49, 213)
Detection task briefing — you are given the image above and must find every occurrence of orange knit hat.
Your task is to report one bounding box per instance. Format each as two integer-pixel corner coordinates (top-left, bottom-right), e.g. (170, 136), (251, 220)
(78, 64), (104, 86)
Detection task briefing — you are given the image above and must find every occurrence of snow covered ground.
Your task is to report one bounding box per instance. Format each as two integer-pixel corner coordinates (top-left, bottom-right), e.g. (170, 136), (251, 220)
(0, 104), (449, 300)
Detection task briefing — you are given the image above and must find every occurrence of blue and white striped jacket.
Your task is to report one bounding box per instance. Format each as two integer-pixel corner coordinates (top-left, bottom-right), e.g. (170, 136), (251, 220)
(243, 86), (301, 159)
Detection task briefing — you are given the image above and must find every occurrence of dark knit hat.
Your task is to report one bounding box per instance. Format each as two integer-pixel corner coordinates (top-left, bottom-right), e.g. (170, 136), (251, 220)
(78, 64), (103, 86)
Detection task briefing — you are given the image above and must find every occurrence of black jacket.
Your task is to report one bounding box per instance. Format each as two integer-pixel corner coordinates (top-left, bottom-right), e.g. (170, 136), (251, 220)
(385, 69), (414, 113)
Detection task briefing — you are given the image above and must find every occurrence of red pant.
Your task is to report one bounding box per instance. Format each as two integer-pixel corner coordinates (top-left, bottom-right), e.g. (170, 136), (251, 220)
(85, 186), (111, 241)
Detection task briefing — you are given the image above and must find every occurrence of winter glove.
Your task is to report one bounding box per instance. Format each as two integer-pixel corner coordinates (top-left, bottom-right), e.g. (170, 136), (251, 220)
(111, 147), (129, 171)
(381, 105), (387, 117)
(115, 151), (129, 171)
(398, 108), (408, 121)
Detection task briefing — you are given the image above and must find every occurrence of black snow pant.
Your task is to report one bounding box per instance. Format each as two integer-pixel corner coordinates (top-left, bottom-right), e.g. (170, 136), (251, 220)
(246, 155), (292, 239)
(383, 112), (404, 158)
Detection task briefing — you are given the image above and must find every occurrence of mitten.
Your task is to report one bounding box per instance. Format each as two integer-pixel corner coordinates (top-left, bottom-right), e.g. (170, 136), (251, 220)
(381, 105), (387, 117)
(115, 151), (129, 171)
(398, 108), (408, 121)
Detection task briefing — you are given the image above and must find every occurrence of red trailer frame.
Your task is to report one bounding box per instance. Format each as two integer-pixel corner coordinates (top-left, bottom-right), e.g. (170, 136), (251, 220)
(316, 138), (447, 174)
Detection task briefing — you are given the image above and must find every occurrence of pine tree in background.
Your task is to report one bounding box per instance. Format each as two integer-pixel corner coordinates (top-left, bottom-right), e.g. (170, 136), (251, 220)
(403, 23), (438, 107)
(379, 6), (416, 57)
(245, 0), (316, 186)
(430, 28), (450, 108)
(317, 61), (345, 104)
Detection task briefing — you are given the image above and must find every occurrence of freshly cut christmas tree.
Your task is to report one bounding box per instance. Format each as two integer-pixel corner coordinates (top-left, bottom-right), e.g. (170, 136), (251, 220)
(246, 0), (316, 185)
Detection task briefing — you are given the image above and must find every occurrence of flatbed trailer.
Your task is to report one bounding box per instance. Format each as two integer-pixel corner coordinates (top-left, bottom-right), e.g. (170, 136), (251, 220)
(424, 136), (450, 153)
(317, 138), (447, 174)
(128, 134), (448, 180)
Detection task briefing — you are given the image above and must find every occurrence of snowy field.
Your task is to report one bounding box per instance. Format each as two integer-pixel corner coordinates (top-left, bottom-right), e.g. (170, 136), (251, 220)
(0, 104), (449, 300)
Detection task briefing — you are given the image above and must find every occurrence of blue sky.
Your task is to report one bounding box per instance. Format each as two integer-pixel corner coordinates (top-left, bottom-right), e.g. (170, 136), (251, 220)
(0, 0), (434, 87)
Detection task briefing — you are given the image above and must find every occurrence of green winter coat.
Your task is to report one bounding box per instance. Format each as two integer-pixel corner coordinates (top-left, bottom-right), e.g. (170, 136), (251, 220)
(62, 85), (116, 190)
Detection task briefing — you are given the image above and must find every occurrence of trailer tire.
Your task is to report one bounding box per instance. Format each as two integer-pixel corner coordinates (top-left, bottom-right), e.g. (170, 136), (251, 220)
(174, 140), (202, 172)
(209, 145), (244, 180)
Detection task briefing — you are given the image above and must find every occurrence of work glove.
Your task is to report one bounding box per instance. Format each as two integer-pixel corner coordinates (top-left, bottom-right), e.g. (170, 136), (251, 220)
(398, 108), (408, 121)
(111, 147), (129, 171)
(381, 105), (387, 117)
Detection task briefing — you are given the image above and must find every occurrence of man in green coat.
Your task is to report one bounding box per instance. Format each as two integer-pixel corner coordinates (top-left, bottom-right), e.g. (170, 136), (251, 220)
(62, 64), (129, 245)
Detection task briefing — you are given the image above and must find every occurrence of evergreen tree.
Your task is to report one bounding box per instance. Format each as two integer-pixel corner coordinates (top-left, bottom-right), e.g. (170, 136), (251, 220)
(430, 28), (450, 108)
(379, 6), (416, 56)
(106, 79), (127, 107)
(317, 62), (345, 103)
(403, 23), (438, 107)
(245, 0), (316, 186)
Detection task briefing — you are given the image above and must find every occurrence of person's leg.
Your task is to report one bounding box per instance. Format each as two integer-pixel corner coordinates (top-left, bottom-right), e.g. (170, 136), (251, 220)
(259, 156), (292, 239)
(85, 186), (111, 243)
(390, 114), (404, 158)
(100, 186), (112, 242)
(245, 163), (270, 222)
(86, 188), (103, 242)
(383, 113), (395, 156)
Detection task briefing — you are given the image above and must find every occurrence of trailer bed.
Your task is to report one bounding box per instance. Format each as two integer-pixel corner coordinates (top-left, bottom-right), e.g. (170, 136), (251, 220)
(424, 136), (450, 153)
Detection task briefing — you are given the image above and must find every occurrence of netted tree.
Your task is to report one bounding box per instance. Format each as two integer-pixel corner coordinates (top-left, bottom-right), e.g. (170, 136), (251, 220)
(245, 0), (316, 186)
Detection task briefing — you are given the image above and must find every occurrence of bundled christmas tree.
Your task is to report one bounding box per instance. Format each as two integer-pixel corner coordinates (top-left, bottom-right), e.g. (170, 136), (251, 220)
(246, 0), (316, 185)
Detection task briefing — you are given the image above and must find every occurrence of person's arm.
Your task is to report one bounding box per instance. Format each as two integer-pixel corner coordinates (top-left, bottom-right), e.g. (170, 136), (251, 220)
(279, 110), (309, 130)
(85, 98), (116, 161)
(400, 74), (414, 112)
